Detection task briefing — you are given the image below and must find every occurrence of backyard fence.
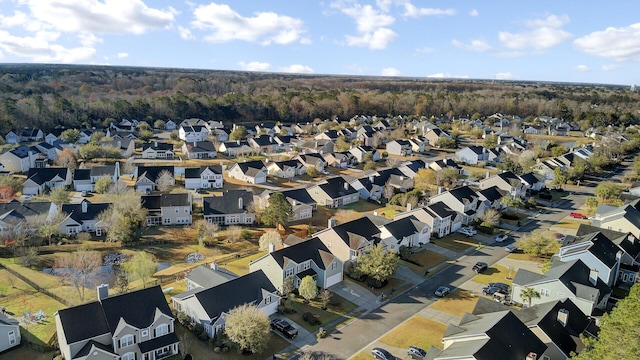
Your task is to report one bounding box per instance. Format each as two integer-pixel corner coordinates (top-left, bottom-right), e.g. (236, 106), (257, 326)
(0, 263), (72, 307)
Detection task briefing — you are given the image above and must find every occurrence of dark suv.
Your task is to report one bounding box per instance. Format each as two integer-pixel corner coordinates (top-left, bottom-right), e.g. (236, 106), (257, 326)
(270, 319), (298, 339)
(407, 345), (426, 359)
(472, 262), (488, 274)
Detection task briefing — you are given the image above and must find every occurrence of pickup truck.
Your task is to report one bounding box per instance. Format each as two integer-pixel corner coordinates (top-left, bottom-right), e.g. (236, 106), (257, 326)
(270, 319), (298, 339)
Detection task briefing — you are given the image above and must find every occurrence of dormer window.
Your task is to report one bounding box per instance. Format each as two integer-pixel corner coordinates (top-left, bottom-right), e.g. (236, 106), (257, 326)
(119, 334), (135, 348)
(155, 323), (169, 337)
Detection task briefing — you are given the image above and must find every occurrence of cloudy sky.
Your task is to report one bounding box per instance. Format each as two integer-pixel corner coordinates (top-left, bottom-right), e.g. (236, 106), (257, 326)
(0, 0), (639, 85)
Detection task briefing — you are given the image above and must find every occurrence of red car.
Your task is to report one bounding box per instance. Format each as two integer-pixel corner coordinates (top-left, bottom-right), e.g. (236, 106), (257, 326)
(570, 212), (587, 219)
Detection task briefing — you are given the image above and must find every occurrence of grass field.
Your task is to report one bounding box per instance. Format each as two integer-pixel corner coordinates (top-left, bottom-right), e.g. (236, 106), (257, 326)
(431, 235), (474, 253)
(507, 253), (546, 265)
(222, 251), (267, 276)
(406, 250), (448, 271)
(430, 289), (478, 317)
(471, 264), (514, 285)
(380, 316), (446, 350)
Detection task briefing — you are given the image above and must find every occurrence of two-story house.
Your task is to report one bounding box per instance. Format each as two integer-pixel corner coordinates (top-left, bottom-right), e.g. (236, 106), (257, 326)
(104, 139), (135, 158)
(386, 140), (412, 156)
(0, 312), (20, 353)
(315, 217), (381, 263)
(250, 237), (343, 291)
(0, 145), (38, 173)
(184, 166), (223, 190)
(479, 171), (527, 199)
(591, 199), (640, 238)
(23, 167), (72, 195)
(141, 142), (175, 160)
(185, 263), (238, 291)
(182, 141), (217, 159)
(227, 160), (267, 184)
(428, 186), (480, 225)
(59, 200), (110, 236)
(142, 193), (192, 226)
(394, 202), (459, 238)
(556, 231), (623, 287)
(134, 166), (175, 193)
(265, 159), (306, 179)
(377, 216), (430, 253)
(178, 125), (209, 142)
(73, 163), (120, 192)
(293, 153), (326, 173)
(55, 285), (179, 360)
(218, 140), (254, 157)
(248, 135), (279, 153)
(455, 145), (490, 165)
(307, 177), (359, 208)
(0, 201), (58, 236)
(203, 190), (255, 225)
(349, 146), (381, 163)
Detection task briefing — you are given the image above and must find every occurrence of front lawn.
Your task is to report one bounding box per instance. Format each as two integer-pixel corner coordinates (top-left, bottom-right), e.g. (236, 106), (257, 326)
(286, 293), (358, 332)
(471, 264), (514, 285)
(507, 253), (546, 265)
(380, 316), (446, 350)
(430, 289), (478, 317)
(223, 251), (268, 276)
(431, 235), (474, 253)
(408, 250), (448, 269)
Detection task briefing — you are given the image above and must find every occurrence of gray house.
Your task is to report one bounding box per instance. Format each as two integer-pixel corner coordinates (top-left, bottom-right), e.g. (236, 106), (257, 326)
(0, 312), (20, 353)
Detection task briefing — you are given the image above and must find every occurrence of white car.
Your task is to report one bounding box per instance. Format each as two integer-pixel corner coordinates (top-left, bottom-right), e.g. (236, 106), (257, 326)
(462, 226), (477, 235)
(505, 244), (518, 252)
(495, 233), (508, 242)
(457, 228), (474, 237)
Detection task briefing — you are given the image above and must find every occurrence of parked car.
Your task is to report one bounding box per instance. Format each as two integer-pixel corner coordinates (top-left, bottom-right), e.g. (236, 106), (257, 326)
(407, 345), (427, 359)
(554, 233), (566, 243)
(372, 347), (395, 360)
(270, 319), (298, 339)
(482, 286), (508, 296)
(435, 286), (451, 297)
(569, 212), (588, 219)
(495, 233), (508, 242)
(472, 262), (488, 274)
(505, 243), (518, 253)
(81, 190), (88, 197)
(457, 228), (474, 237)
(488, 282), (510, 292)
(462, 226), (477, 235)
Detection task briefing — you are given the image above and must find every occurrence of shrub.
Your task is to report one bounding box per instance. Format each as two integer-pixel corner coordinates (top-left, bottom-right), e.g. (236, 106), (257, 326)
(303, 312), (322, 326)
(198, 331), (209, 341)
(398, 245), (412, 260)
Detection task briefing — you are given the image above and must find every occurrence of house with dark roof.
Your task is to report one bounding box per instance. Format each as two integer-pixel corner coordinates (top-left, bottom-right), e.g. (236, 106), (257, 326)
(518, 172), (546, 192)
(34, 141), (59, 160)
(397, 159), (427, 179)
(227, 160), (267, 184)
(423, 127), (450, 145)
(256, 188), (316, 222)
(386, 139), (413, 156)
(394, 202), (460, 238)
(218, 140), (254, 157)
(479, 171), (527, 199)
(428, 186), (481, 225)
(171, 270), (279, 339)
(203, 190), (255, 225)
(307, 176), (359, 208)
(408, 136), (429, 153)
(103, 139), (135, 157)
(5, 128), (44, 144)
(515, 299), (599, 360)
(134, 166), (175, 192)
(0, 145), (38, 173)
(591, 199), (640, 239)
(455, 145), (491, 165)
(178, 124), (209, 142)
(248, 135), (279, 153)
(293, 153), (326, 172)
(511, 259), (612, 316)
(265, 159), (306, 179)
(427, 310), (546, 360)
(181, 141), (217, 159)
(185, 263), (238, 291)
(315, 217), (381, 263)
(73, 163), (120, 192)
(314, 130), (340, 142)
(349, 145), (381, 163)
(429, 158), (463, 175)
(323, 151), (357, 168)
(477, 185), (507, 211)
(142, 193), (192, 226)
(55, 285), (179, 360)
(59, 200), (110, 236)
(250, 237), (344, 290)
(141, 141), (175, 159)
(350, 175), (384, 200)
(556, 232), (623, 286)
(184, 165), (223, 190)
(0, 201), (58, 236)
(23, 167), (72, 195)
(0, 312), (20, 353)
(377, 216), (430, 253)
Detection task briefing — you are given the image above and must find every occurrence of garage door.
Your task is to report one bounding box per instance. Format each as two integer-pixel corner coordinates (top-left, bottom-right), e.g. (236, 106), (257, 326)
(75, 184), (93, 192)
(325, 272), (343, 288)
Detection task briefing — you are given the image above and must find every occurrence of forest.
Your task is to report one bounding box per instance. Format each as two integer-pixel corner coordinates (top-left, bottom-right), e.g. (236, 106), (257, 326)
(0, 64), (638, 135)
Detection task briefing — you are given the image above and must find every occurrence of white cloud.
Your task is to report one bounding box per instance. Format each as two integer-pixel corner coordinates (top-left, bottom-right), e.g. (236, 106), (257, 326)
(576, 65), (590, 72)
(402, 3), (456, 18)
(495, 72), (514, 80)
(177, 25), (195, 40)
(78, 32), (101, 47)
(0, 30), (95, 62)
(427, 72), (469, 79)
(602, 64), (619, 71)
(452, 39), (492, 52)
(339, 3), (394, 33)
(574, 23), (640, 62)
(469, 9), (478, 17)
(193, 3), (308, 45)
(280, 64), (314, 74)
(237, 61), (270, 71)
(415, 46), (435, 54)
(499, 14), (572, 51)
(381, 67), (401, 76)
(345, 28), (398, 50)
(0, 10), (29, 28)
(117, 52), (128, 58)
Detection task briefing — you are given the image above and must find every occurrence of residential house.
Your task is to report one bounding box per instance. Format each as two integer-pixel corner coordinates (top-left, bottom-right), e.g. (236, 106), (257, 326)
(5, 128), (44, 144)
(34, 141), (59, 160)
(134, 166), (175, 193)
(395, 202), (460, 238)
(141, 142), (175, 160)
(429, 159), (463, 175)
(227, 160), (267, 184)
(477, 186), (507, 211)
(104, 139), (135, 157)
(107, 130), (138, 141)
(455, 146), (490, 165)
(211, 128), (230, 142)
(272, 124), (294, 136)
(523, 126), (542, 135)
(397, 159), (427, 179)
(0, 145), (37, 173)
(297, 139), (334, 155)
(294, 154), (326, 173)
(250, 237), (343, 290)
(59, 200), (110, 236)
(377, 216), (430, 253)
(591, 199), (640, 238)
(349, 146), (381, 163)
(165, 120), (177, 131)
(408, 136), (428, 153)
(182, 141), (217, 159)
(184, 166), (223, 190)
(315, 217), (381, 263)
(519, 172), (546, 192)
(323, 152), (356, 168)
(372, 119), (392, 131)
(314, 130), (340, 142)
(73, 163), (120, 192)
(423, 127), (450, 145)
(142, 193), (192, 226)
(265, 159), (305, 179)
(55, 285), (179, 360)
(185, 263), (238, 291)
(386, 140), (412, 156)
(375, 168), (414, 192)
(23, 167), (72, 195)
(255, 188), (316, 222)
(171, 270), (279, 339)
(427, 311), (547, 360)
(203, 190), (255, 225)
(0, 201), (57, 236)
(248, 135), (279, 153)
(428, 186), (481, 224)
(511, 259), (612, 316)
(77, 129), (96, 144)
(218, 140), (254, 157)
(478, 171), (527, 199)
(556, 232), (623, 287)
(350, 176), (384, 200)
(307, 177), (359, 208)
(356, 126), (379, 147)
(338, 127), (357, 141)
(178, 125), (209, 142)
(0, 312), (20, 353)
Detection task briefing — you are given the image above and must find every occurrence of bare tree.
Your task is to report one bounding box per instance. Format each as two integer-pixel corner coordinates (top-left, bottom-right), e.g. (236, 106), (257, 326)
(258, 230), (283, 251)
(384, 180), (395, 200)
(226, 225), (242, 243)
(54, 250), (102, 301)
(156, 170), (174, 192)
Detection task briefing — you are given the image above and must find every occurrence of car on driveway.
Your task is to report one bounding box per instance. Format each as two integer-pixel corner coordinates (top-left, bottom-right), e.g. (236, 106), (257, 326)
(270, 319), (298, 339)
(495, 233), (508, 242)
(372, 347), (395, 360)
(570, 212), (588, 219)
(462, 226), (477, 235)
(554, 233), (566, 243)
(505, 243), (518, 253)
(488, 282), (510, 292)
(435, 286), (451, 297)
(472, 262), (488, 274)
(457, 228), (474, 237)
(482, 286), (508, 296)
(407, 345), (426, 359)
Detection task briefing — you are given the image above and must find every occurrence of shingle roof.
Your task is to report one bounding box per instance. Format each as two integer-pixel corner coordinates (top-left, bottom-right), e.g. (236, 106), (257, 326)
(448, 186), (478, 203)
(427, 201), (457, 219)
(61, 200), (110, 223)
(203, 190), (253, 215)
(56, 301), (110, 343)
(142, 193), (191, 209)
(327, 217), (381, 246)
(315, 177), (358, 199)
(381, 216), (426, 242)
(184, 165), (223, 179)
(100, 285), (173, 335)
(280, 188), (316, 205)
(186, 265), (238, 289)
(136, 165), (174, 181)
(184, 141), (216, 153)
(26, 167), (68, 185)
(0, 201), (53, 221)
(269, 237), (334, 270)
(478, 186), (505, 202)
(232, 160), (266, 175)
(73, 169), (91, 181)
(142, 142), (174, 151)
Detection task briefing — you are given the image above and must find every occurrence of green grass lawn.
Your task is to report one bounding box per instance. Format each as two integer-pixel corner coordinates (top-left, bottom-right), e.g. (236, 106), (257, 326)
(430, 289), (478, 317)
(408, 250), (448, 269)
(471, 264), (514, 285)
(431, 235), (474, 253)
(507, 253), (546, 265)
(223, 251), (267, 276)
(380, 316), (446, 350)
(286, 293), (358, 332)
(553, 219), (586, 229)
(351, 352), (375, 360)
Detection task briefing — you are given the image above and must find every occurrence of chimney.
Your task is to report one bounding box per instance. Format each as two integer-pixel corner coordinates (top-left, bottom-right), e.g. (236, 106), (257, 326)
(210, 262), (218, 271)
(97, 284), (109, 301)
(268, 242), (275, 253)
(154, 141), (158, 147)
(81, 200), (88, 213)
(485, 171), (490, 179)
(557, 308), (569, 327)
(407, 203), (412, 212)
(526, 353), (537, 360)
(369, 175), (374, 182)
(237, 140), (240, 145)
(437, 186), (444, 194)
(373, 210), (378, 216)
(589, 268), (598, 285)
(344, 181), (349, 191)
(193, 141), (197, 147)
(328, 218), (337, 228)
(238, 197), (243, 209)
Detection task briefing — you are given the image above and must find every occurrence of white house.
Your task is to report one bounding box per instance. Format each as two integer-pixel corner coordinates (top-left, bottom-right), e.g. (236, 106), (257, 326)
(184, 166), (223, 190)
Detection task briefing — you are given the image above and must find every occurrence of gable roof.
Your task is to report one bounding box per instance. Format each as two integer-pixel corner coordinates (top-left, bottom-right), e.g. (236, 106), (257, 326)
(325, 217), (381, 246)
(203, 190), (253, 215)
(0, 201), (53, 222)
(56, 301), (110, 344)
(184, 141), (216, 153)
(184, 165), (223, 179)
(61, 200), (110, 223)
(185, 265), (238, 289)
(313, 176), (358, 198)
(381, 216), (427, 242)
(100, 285), (173, 335)
(142, 193), (191, 209)
(448, 186), (478, 203)
(231, 160), (266, 175)
(26, 167), (68, 185)
(136, 165), (175, 181)
(6, 145), (35, 159)
(269, 237), (335, 270)
(427, 201), (457, 219)
(142, 142), (174, 151)
(478, 186), (506, 202)
(280, 188), (317, 206)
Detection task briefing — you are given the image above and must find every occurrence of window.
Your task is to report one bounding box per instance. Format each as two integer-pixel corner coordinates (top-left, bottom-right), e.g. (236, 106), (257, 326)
(8, 330), (16, 345)
(155, 323), (169, 337)
(120, 334), (135, 348)
(121, 352), (136, 360)
(540, 288), (551, 297)
(331, 261), (338, 270)
(285, 268), (294, 277)
(141, 330), (148, 337)
(265, 296), (272, 304)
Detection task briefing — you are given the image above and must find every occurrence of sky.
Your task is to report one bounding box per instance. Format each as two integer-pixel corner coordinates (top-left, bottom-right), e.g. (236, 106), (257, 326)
(0, 0), (639, 85)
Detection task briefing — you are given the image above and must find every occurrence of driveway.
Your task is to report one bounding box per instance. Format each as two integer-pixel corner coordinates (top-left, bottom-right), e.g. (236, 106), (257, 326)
(329, 278), (379, 310)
